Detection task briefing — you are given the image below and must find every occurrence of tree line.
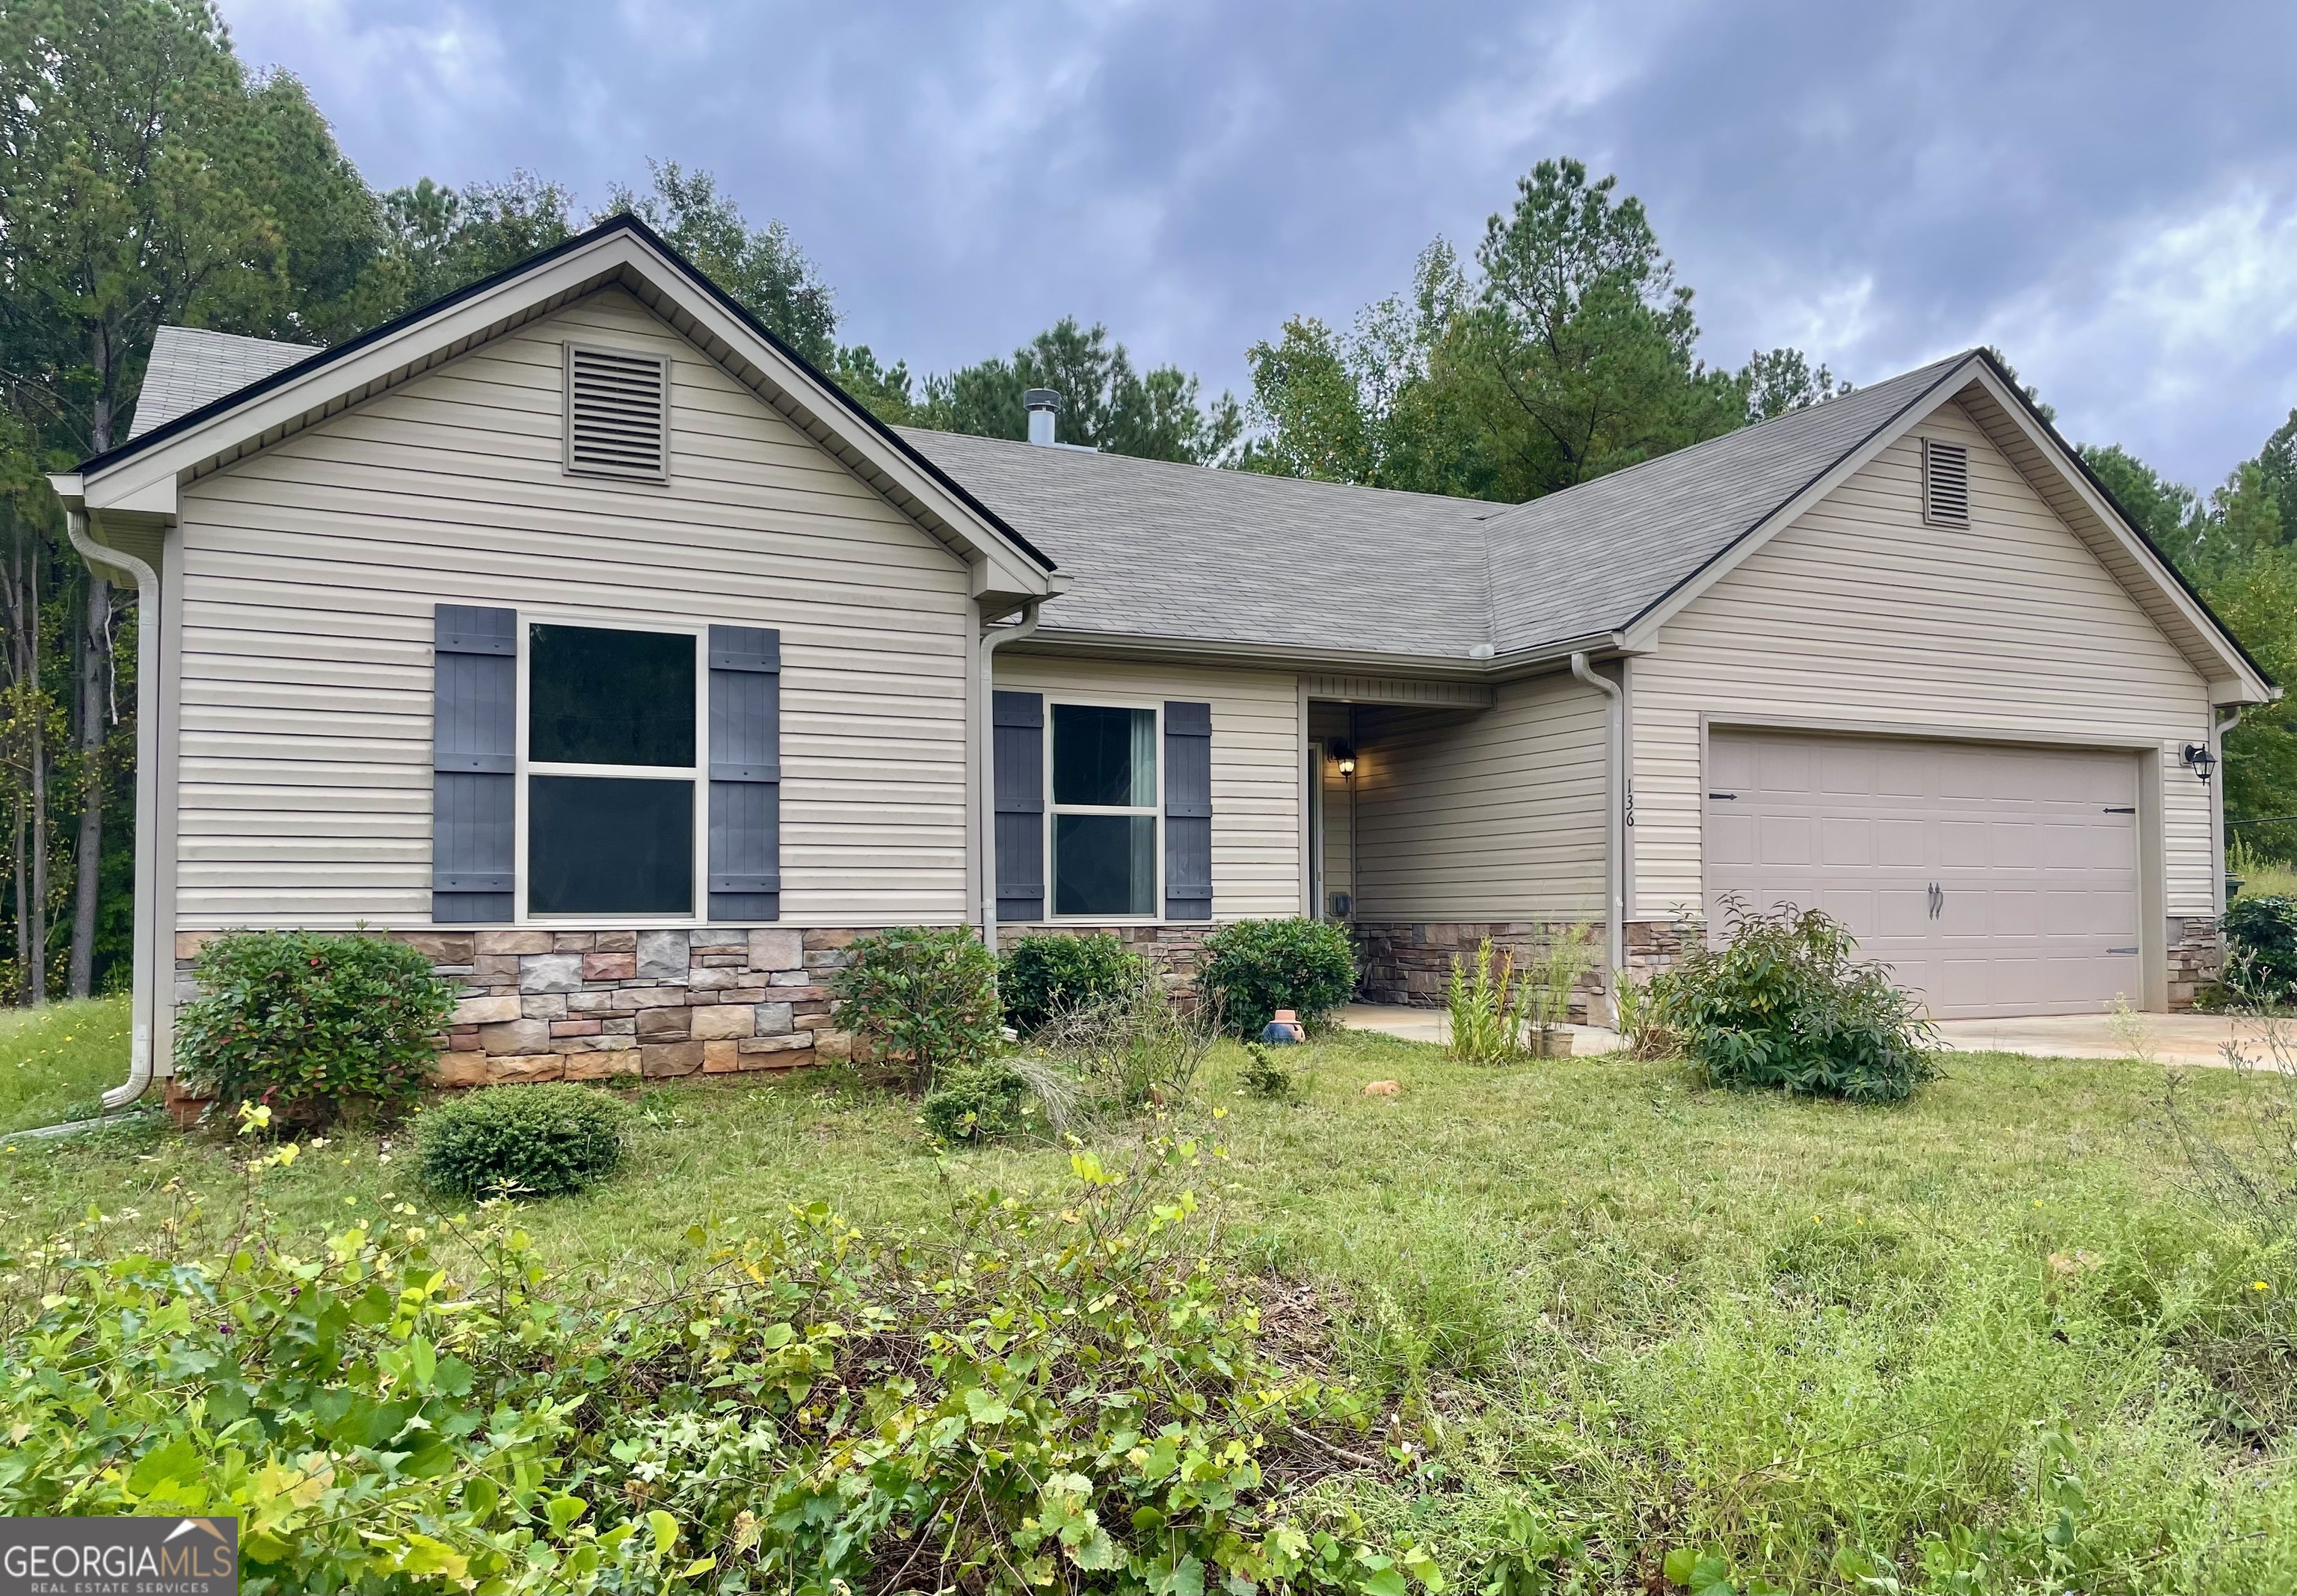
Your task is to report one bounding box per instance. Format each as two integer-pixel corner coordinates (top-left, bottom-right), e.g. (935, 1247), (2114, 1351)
(0, 0), (2289, 1002)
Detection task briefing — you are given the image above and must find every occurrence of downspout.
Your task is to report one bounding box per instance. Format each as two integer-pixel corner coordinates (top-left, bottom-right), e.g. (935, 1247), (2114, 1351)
(977, 599), (1043, 943)
(1570, 652), (1626, 1024)
(2213, 705), (2244, 920)
(63, 508), (161, 1109)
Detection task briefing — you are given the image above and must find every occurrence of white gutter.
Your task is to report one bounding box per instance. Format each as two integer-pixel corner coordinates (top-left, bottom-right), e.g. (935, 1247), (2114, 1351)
(1570, 651), (1626, 1023)
(977, 599), (1043, 943)
(59, 501), (162, 1109)
(2213, 705), (2244, 920)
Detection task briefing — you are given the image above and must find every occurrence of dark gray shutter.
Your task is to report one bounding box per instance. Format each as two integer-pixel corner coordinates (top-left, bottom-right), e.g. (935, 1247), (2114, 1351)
(708, 626), (781, 922)
(993, 690), (1044, 922)
(433, 604), (516, 924)
(1163, 700), (1212, 921)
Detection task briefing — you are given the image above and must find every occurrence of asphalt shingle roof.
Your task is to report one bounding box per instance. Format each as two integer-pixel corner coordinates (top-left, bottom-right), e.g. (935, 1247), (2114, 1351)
(130, 319), (1977, 662)
(128, 326), (317, 439)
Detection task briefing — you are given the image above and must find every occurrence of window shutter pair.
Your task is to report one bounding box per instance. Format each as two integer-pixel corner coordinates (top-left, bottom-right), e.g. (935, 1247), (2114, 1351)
(988, 692), (1211, 922)
(428, 605), (780, 923)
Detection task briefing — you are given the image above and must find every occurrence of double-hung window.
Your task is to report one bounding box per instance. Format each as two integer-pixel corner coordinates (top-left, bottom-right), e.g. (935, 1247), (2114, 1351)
(1050, 703), (1158, 916)
(523, 621), (701, 916)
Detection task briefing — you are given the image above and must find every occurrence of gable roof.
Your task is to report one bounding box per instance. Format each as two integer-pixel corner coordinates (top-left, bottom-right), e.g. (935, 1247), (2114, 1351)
(67, 215), (1057, 599)
(85, 236), (2269, 701)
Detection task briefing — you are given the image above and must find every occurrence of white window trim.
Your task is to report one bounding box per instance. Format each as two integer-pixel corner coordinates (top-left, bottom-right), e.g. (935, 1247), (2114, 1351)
(515, 611), (709, 925)
(1045, 697), (1163, 922)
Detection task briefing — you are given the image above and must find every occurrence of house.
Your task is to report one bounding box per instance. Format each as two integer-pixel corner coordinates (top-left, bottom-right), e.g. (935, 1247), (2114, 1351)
(47, 216), (2271, 1105)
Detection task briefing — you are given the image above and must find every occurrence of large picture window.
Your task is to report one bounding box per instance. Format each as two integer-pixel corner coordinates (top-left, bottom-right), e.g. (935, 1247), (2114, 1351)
(1050, 703), (1157, 916)
(525, 623), (698, 916)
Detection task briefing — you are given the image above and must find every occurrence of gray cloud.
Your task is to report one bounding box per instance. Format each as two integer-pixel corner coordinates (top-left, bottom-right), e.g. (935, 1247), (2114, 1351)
(228, 0), (2297, 488)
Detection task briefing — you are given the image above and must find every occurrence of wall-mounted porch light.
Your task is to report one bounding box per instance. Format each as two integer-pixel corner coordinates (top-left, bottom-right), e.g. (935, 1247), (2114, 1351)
(2183, 742), (2218, 783)
(1329, 741), (1356, 777)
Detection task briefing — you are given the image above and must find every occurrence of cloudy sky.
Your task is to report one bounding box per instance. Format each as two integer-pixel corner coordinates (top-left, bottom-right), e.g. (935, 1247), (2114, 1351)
(224, 0), (2297, 490)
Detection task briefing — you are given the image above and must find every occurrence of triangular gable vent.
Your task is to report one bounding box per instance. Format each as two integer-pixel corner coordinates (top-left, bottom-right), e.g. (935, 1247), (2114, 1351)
(1922, 437), (1969, 526)
(565, 343), (668, 479)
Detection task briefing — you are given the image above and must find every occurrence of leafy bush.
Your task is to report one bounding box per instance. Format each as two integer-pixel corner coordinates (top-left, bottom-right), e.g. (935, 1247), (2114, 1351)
(1447, 938), (1525, 1064)
(418, 1084), (626, 1200)
(0, 1137), (1442, 1596)
(173, 929), (454, 1126)
(1201, 916), (1358, 1037)
(1661, 897), (1937, 1104)
(1028, 973), (1217, 1113)
(2221, 895), (2297, 1008)
(920, 1058), (1029, 1141)
(997, 931), (1148, 1035)
(831, 925), (1001, 1088)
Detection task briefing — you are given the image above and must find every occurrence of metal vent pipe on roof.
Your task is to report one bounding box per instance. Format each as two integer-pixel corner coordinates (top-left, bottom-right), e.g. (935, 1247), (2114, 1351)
(1024, 388), (1060, 446)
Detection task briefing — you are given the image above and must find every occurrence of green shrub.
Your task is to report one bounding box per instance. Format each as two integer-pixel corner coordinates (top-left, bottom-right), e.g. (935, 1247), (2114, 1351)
(2222, 895), (2297, 1007)
(417, 1084), (626, 1199)
(997, 931), (1147, 1035)
(1201, 916), (1358, 1037)
(920, 1058), (1029, 1141)
(0, 1139), (1439, 1596)
(1238, 1040), (1300, 1100)
(173, 929), (454, 1126)
(831, 925), (1001, 1088)
(1030, 973), (1217, 1112)
(1661, 897), (1937, 1104)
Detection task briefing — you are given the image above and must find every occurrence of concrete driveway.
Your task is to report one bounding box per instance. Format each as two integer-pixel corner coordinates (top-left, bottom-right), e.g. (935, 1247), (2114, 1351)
(1339, 1002), (2283, 1068)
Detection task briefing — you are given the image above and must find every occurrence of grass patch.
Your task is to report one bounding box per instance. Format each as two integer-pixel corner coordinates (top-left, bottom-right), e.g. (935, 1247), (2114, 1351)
(0, 994), (130, 1133)
(7, 1031), (2297, 1589)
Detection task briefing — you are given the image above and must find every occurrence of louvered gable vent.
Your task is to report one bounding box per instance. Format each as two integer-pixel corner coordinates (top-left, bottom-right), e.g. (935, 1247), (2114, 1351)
(1922, 437), (1969, 526)
(565, 345), (669, 479)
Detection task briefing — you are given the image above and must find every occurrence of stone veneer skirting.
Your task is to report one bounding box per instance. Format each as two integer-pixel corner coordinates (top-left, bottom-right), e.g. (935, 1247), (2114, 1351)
(173, 926), (864, 1088)
(1353, 914), (2224, 1014)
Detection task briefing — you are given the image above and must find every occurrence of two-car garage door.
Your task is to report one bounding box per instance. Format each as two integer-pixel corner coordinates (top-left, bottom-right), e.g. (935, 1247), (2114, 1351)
(1704, 730), (2141, 1019)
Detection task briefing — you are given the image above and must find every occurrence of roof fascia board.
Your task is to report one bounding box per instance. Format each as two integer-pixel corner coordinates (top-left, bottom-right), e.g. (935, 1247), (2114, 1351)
(1015, 625), (1623, 682)
(1952, 364), (2272, 703)
(73, 224), (1055, 599)
(1618, 357), (1981, 652)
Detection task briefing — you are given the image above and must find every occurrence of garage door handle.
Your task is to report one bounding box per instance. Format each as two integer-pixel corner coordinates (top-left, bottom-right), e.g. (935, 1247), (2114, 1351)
(2107, 947), (2138, 954)
(2104, 806), (2135, 815)
(1928, 882), (1943, 919)
(1709, 792), (1736, 800)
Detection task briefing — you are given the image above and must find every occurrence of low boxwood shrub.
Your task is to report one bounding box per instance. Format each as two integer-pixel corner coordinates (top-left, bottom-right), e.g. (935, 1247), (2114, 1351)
(418, 1083), (626, 1199)
(997, 931), (1147, 1035)
(2221, 895), (2297, 1008)
(920, 1058), (1029, 1142)
(173, 928), (455, 1126)
(1201, 916), (1358, 1037)
(0, 1138), (1439, 1596)
(831, 925), (1002, 1088)
(1660, 896), (1937, 1104)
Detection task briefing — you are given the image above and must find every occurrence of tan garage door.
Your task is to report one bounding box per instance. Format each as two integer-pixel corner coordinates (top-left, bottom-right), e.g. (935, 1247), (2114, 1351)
(1705, 730), (2141, 1020)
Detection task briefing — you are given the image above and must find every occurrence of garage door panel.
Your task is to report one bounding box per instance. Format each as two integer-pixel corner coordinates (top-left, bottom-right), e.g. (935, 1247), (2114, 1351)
(1876, 819), (1926, 866)
(1708, 730), (2141, 1020)
(1759, 814), (1813, 864)
(1820, 817), (1871, 865)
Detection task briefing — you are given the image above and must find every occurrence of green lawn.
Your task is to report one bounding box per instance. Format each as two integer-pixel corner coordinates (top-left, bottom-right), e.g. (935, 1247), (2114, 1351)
(6, 1031), (2297, 1590)
(0, 993), (132, 1133)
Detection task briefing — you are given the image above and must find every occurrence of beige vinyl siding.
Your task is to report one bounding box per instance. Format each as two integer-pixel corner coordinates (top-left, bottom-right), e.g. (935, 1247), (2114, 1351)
(170, 285), (975, 928)
(992, 653), (1302, 920)
(1351, 669), (1608, 921)
(1632, 398), (2215, 919)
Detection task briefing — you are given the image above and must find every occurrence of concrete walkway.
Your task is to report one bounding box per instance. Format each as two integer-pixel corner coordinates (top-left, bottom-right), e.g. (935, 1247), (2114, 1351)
(1339, 1002), (2281, 1069)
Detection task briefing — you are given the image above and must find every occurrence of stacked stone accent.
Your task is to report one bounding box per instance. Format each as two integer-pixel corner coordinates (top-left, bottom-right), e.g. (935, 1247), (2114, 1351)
(1351, 920), (1616, 1017)
(1355, 914), (2225, 1014)
(2167, 916), (2222, 1011)
(172, 926), (862, 1088)
(991, 922), (1217, 990)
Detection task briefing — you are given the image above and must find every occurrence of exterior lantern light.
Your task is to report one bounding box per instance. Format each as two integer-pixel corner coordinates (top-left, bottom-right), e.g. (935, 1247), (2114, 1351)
(1330, 742), (1356, 777)
(2183, 742), (2218, 783)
